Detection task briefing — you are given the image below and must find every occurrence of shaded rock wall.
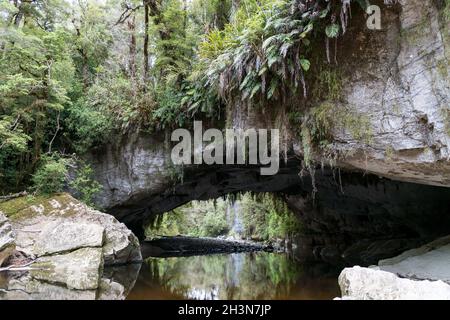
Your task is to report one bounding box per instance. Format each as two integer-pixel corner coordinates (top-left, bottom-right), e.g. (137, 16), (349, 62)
(285, 169), (450, 266)
(314, 0), (450, 187)
(85, 0), (450, 265)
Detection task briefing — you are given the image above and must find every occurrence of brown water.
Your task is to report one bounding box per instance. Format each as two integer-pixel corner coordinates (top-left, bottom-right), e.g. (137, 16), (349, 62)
(127, 252), (341, 300)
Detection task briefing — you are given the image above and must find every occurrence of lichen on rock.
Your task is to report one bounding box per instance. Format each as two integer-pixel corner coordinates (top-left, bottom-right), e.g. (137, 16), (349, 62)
(31, 247), (104, 290)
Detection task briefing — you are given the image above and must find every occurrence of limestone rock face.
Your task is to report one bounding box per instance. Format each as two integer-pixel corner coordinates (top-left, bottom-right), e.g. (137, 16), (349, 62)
(0, 212), (15, 266)
(31, 248), (103, 290)
(34, 222), (105, 256)
(379, 236), (450, 283)
(308, 0), (450, 187)
(87, 132), (172, 211)
(1, 193), (142, 266)
(83, 210), (142, 265)
(0, 264), (141, 300)
(339, 266), (450, 300)
(0, 194), (142, 295)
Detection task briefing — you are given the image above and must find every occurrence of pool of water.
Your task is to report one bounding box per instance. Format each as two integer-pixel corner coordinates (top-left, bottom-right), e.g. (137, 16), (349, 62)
(127, 252), (341, 300)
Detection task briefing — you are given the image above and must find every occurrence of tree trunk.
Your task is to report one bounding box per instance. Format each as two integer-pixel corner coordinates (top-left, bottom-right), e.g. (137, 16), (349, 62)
(143, 2), (150, 87)
(128, 15), (137, 82)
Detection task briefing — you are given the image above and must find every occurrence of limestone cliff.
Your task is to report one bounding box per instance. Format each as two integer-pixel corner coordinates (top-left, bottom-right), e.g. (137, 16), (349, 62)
(85, 0), (450, 265)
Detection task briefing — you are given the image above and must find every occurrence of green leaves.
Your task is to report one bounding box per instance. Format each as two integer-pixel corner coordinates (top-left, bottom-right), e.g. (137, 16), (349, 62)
(300, 59), (311, 72)
(32, 155), (71, 195)
(0, 116), (31, 152)
(69, 161), (102, 207)
(326, 23), (340, 38)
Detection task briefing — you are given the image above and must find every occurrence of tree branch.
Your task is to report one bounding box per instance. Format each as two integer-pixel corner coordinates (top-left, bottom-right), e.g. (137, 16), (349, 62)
(114, 4), (143, 26)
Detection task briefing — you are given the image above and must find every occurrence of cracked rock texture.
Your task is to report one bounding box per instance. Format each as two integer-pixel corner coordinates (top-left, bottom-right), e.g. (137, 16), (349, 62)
(32, 247), (104, 290)
(0, 193), (142, 292)
(323, 0), (450, 187)
(0, 212), (15, 266)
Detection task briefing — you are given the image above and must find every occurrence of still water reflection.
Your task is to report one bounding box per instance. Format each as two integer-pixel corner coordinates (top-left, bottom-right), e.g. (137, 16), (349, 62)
(127, 252), (340, 300)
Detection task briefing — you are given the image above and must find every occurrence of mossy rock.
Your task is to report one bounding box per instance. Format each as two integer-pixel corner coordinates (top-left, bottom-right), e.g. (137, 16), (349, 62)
(0, 193), (81, 222)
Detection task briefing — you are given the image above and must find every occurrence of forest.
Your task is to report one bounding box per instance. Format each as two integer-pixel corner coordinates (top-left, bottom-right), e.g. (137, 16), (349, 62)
(146, 193), (302, 241)
(0, 0), (371, 198)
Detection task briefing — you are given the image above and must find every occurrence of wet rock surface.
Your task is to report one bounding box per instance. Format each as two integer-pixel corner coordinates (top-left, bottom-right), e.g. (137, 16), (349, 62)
(31, 248), (104, 290)
(0, 213), (15, 267)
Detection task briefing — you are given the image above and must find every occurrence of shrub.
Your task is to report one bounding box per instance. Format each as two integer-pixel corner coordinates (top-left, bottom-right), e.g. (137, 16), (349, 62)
(69, 162), (102, 207)
(32, 155), (70, 194)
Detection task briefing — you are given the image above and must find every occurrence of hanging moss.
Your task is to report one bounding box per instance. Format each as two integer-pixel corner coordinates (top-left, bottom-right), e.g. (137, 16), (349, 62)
(312, 66), (343, 102)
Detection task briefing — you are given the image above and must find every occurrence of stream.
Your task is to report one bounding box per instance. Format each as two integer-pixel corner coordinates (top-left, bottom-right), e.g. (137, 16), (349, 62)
(127, 252), (340, 300)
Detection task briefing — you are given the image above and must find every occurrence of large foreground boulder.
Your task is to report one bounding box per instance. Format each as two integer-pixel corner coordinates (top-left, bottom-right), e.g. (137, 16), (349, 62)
(339, 266), (450, 300)
(0, 193), (142, 293)
(0, 193), (142, 266)
(338, 236), (450, 300)
(32, 248), (104, 290)
(0, 212), (15, 266)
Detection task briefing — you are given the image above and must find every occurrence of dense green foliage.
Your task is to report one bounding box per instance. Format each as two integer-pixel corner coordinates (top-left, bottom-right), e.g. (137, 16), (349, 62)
(69, 161), (102, 206)
(31, 155), (70, 194)
(146, 193), (302, 241)
(146, 199), (230, 238)
(0, 0), (366, 195)
(240, 193), (302, 241)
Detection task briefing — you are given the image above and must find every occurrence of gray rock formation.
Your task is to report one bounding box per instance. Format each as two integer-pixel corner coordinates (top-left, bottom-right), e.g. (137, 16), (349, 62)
(0, 194), (143, 299)
(379, 235), (450, 283)
(4, 193), (142, 266)
(0, 264), (141, 300)
(325, 0), (450, 188)
(0, 212), (15, 266)
(338, 266), (450, 300)
(338, 236), (450, 299)
(34, 222), (105, 257)
(84, 0), (449, 265)
(32, 248), (104, 290)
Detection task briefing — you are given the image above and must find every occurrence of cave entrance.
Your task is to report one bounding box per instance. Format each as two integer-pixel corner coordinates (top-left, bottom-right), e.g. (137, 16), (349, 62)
(118, 163), (450, 300)
(135, 191), (342, 301)
(110, 160), (450, 267)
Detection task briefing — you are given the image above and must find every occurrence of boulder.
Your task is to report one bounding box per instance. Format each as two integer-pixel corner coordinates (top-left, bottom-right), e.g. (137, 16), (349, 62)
(338, 266), (450, 300)
(2, 275), (97, 300)
(81, 211), (142, 265)
(31, 248), (103, 290)
(0, 193), (142, 266)
(0, 212), (15, 266)
(0, 194), (142, 295)
(0, 263), (141, 300)
(379, 236), (450, 283)
(34, 222), (105, 256)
